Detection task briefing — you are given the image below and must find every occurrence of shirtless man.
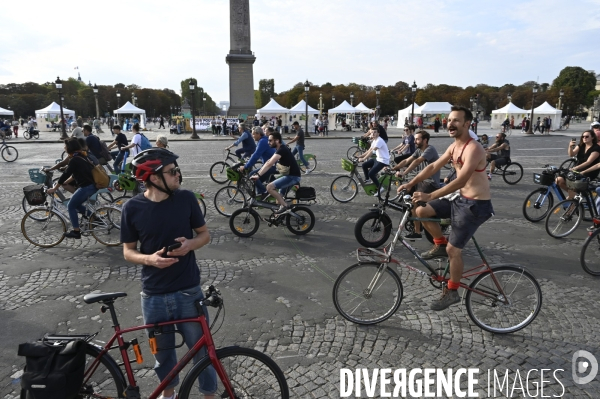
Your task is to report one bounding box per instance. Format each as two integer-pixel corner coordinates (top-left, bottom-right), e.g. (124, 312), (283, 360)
(397, 106), (494, 311)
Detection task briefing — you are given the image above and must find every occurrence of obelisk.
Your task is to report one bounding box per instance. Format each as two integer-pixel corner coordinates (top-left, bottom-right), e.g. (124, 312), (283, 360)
(226, 0), (256, 117)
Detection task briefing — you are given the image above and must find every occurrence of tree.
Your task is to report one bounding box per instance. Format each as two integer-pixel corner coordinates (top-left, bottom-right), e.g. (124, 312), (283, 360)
(254, 90), (262, 109)
(552, 67), (597, 108)
(258, 79), (275, 107)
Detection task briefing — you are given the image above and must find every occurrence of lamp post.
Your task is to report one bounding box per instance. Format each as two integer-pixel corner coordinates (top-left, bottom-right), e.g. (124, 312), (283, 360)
(350, 92), (354, 107)
(131, 92), (136, 106)
(304, 80), (310, 137)
(203, 97), (206, 116)
(558, 88), (564, 111)
(199, 90), (204, 116)
(93, 84), (99, 119)
(116, 90), (121, 109)
(189, 79), (199, 139)
(526, 83), (539, 134)
(332, 95), (335, 108)
(403, 96), (407, 110)
(55, 77), (68, 140)
(375, 85), (381, 120)
(410, 81), (417, 127)
(474, 94), (480, 133)
(318, 93), (324, 117)
(507, 93), (512, 103)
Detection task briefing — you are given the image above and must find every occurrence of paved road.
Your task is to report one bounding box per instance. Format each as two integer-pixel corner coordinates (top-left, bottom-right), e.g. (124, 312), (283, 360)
(1, 125), (600, 397)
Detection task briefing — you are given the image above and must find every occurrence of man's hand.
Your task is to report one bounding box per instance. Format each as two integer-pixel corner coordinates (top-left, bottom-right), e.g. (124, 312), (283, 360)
(148, 249), (179, 269)
(239, 165), (245, 172)
(397, 183), (413, 193)
(168, 237), (193, 257)
(250, 174), (259, 181)
(412, 191), (431, 203)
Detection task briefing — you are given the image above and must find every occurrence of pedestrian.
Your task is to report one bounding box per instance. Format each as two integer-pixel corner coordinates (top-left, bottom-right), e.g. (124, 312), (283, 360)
(434, 117), (441, 133)
(159, 115), (165, 129)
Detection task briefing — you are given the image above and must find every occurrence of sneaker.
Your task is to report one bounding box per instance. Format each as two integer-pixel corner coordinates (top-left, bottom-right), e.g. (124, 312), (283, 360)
(158, 392), (177, 399)
(404, 232), (422, 240)
(304, 169), (312, 174)
(430, 287), (460, 311)
(421, 244), (448, 260)
(372, 187), (385, 197)
(587, 225), (598, 232)
(487, 174), (492, 181)
(364, 179), (372, 184)
(65, 230), (81, 239)
(274, 205), (291, 215)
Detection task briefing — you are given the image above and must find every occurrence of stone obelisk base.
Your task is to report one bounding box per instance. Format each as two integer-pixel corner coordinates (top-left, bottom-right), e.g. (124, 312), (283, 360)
(226, 53), (256, 117)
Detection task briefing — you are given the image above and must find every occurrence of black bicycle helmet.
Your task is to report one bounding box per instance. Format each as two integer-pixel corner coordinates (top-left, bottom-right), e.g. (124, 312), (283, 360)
(131, 148), (180, 195)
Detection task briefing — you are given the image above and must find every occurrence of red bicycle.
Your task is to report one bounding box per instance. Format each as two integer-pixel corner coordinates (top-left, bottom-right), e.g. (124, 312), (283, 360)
(29, 286), (289, 398)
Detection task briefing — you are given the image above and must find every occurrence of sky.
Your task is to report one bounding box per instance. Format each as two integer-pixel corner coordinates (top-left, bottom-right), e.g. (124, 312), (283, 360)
(2, 0), (599, 104)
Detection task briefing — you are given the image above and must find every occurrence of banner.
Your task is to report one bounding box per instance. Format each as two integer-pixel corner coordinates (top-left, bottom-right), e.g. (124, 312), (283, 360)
(190, 117), (240, 131)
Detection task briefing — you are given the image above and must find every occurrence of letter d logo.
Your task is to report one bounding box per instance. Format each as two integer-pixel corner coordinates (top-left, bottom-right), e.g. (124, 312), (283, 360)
(572, 350), (598, 385)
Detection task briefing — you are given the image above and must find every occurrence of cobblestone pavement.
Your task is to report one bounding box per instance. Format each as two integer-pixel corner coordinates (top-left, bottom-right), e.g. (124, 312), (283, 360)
(1, 131), (600, 398)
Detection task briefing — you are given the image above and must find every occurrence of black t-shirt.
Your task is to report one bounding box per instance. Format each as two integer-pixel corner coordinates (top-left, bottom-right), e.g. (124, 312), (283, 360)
(377, 125), (388, 142)
(85, 134), (103, 159)
(115, 133), (128, 150)
(277, 145), (301, 177)
(577, 144), (600, 179)
(294, 128), (305, 147)
(120, 189), (205, 295)
(57, 154), (95, 188)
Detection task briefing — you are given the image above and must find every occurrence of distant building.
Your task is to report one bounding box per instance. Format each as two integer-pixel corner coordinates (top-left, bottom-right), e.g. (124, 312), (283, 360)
(219, 101), (230, 115)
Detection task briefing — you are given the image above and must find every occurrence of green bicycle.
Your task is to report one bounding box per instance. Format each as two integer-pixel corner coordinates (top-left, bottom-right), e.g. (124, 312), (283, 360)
(330, 158), (401, 203)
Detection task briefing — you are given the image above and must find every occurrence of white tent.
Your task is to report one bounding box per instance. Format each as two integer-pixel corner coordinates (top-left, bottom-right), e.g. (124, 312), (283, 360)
(114, 101), (146, 128)
(491, 102), (529, 129)
(0, 106), (14, 116)
(257, 98), (290, 115)
(354, 102), (374, 114)
(288, 99), (319, 115)
(397, 103), (420, 125)
(415, 102), (453, 115)
(529, 101), (562, 131)
(35, 102), (76, 130)
(328, 100), (357, 114)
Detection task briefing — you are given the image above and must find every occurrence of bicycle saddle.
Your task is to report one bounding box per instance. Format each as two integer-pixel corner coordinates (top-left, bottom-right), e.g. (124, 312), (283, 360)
(83, 292), (127, 304)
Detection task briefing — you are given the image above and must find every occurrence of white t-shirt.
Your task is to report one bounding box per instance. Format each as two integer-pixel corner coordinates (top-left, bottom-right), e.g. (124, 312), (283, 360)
(370, 137), (390, 165)
(130, 133), (142, 157)
(469, 130), (478, 141)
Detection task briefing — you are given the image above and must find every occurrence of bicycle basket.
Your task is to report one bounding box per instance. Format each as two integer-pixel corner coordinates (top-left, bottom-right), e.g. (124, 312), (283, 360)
(566, 173), (589, 192)
(226, 167), (241, 182)
(351, 137), (360, 144)
(294, 187), (317, 201)
(117, 174), (137, 191)
(23, 185), (46, 206)
(28, 169), (49, 185)
(533, 172), (554, 186)
(341, 158), (355, 172)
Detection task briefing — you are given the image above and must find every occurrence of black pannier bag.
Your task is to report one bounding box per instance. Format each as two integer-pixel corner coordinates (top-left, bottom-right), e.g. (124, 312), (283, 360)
(18, 339), (86, 399)
(295, 187), (317, 201)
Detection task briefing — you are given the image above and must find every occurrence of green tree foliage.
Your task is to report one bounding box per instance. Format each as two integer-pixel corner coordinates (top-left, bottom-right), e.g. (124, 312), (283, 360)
(254, 90), (262, 109)
(552, 67), (597, 112)
(259, 79), (275, 106)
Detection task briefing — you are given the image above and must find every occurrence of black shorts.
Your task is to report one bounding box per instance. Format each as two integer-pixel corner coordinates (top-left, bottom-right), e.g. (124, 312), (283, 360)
(428, 196), (494, 249)
(412, 180), (438, 194)
(489, 154), (509, 167)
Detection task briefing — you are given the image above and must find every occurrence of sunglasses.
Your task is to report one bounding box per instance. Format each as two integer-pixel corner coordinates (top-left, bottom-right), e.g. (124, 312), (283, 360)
(582, 135), (591, 138)
(163, 167), (181, 176)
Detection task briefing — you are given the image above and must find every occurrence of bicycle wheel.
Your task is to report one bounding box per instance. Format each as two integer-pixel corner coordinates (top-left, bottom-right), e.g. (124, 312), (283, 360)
(502, 162), (523, 185)
(178, 346), (289, 399)
(21, 209), (66, 247)
(89, 207), (122, 246)
(21, 196), (49, 220)
(377, 177), (400, 202)
(354, 212), (393, 248)
(522, 188), (553, 222)
(299, 156), (317, 173)
(560, 158), (576, 170)
(330, 176), (358, 203)
(580, 228), (600, 276)
(79, 343), (126, 398)
(333, 262), (403, 325)
(214, 185), (247, 217)
(286, 206), (315, 235)
(347, 146), (361, 160)
(545, 199), (582, 238)
(52, 177), (73, 202)
(465, 265), (542, 334)
(197, 195), (207, 217)
(229, 208), (260, 237)
(209, 161), (230, 184)
(1, 145), (18, 162)
(24, 131), (31, 140)
(111, 195), (132, 209)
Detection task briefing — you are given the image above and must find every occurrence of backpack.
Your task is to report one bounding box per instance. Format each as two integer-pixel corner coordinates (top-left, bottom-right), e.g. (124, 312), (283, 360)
(135, 133), (152, 151)
(18, 339), (86, 399)
(99, 139), (113, 162)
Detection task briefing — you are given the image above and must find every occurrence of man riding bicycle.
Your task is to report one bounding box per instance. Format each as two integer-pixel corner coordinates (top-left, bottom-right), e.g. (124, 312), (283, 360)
(485, 132), (510, 180)
(286, 121), (311, 174)
(398, 106), (493, 311)
(238, 126), (276, 200)
(250, 131), (301, 215)
(226, 123), (256, 159)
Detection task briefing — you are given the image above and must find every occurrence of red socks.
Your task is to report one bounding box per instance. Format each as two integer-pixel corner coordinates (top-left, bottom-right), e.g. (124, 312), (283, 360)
(433, 237), (448, 245)
(447, 281), (460, 290)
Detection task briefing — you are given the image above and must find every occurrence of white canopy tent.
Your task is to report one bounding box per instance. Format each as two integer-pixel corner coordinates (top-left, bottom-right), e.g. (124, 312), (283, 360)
(528, 102), (562, 131)
(490, 102), (529, 129)
(114, 101), (146, 128)
(288, 99), (319, 115)
(397, 103), (420, 125)
(328, 100), (357, 114)
(354, 102), (374, 114)
(0, 106), (14, 116)
(257, 98), (290, 115)
(35, 102), (76, 130)
(415, 102), (453, 115)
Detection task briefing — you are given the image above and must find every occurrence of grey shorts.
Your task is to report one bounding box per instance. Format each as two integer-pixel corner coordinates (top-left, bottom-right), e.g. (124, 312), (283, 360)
(490, 154), (509, 167)
(428, 196), (494, 249)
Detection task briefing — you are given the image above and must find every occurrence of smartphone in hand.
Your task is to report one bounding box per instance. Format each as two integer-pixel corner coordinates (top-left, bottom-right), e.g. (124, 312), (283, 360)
(162, 242), (182, 257)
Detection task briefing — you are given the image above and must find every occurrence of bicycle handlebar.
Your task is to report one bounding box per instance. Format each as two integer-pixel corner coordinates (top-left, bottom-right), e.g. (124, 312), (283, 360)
(201, 285), (223, 308)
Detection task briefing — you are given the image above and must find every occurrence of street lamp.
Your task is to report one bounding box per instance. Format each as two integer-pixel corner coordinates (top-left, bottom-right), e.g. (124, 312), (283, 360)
(304, 80), (310, 137)
(350, 92), (354, 107)
(55, 77), (67, 139)
(410, 81), (417, 127)
(318, 93), (324, 117)
(474, 94), (480, 133)
(558, 88), (564, 111)
(203, 97), (206, 116)
(93, 83), (99, 119)
(116, 90), (121, 109)
(375, 85), (381, 119)
(507, 93), (512, 103)
(189, 79), (199, 139)
(403, 96), (407, 110)
(527, 83), (539, 134)
(332, 95), (335, 108)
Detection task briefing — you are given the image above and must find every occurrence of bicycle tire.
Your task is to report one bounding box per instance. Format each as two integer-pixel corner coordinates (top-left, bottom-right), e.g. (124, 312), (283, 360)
(79, 343), (126, 398)
(377, 176), (401, 202)
(24, 131), (31, 140)
(197, 196), (207, 217)
(333, 262), (403, 325)
(354, 212), (393, 248)
(559, 158), (576, 170)
(545, 199), (582, 238)
(209, 161), (230, 184)
(214, 185), (247, 217)
(580, 228), (600, 276)
(285, 206), (315, 235)
(89, 207), (122, 246)
(330, 176), (358, 203)
(346, 146), (361, 160)
(1, 145), (18, 162)
(178, 346), (289, 399)
(502, 162), (523, 185)
(522, 188), (554, 222)
(229, 208), (260, 237)
(465, 265), (542, 334)
(21, 209), (66, 247)
(111, 195), (133, 209)
(299, 156), (317, 173)
(22, 196), (48, 220)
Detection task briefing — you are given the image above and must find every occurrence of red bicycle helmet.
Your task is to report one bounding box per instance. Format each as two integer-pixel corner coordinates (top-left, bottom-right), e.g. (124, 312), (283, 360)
(131, 148), (179, 182)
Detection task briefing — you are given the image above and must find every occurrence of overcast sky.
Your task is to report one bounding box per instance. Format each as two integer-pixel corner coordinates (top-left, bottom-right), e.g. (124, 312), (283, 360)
(2, 0), (599, 103)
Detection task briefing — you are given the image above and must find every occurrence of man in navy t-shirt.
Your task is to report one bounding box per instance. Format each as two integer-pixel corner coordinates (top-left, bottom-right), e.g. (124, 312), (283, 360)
(120, 148), (216, 398)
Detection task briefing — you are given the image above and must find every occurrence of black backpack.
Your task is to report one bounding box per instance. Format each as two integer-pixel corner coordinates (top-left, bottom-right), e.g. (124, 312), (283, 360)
(18, 339), (86, 399)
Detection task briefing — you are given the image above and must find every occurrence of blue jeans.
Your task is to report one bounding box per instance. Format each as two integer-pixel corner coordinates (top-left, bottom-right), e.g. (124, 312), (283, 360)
(273, 175), (301, 196)
(235, 147), (253, 159)
(141, 286), (217, 394)
(291, 145), (308, 167)
(253, 166), (277, 194)
(68, 184), (97, 229)
(111, 150), (127, 174)
(362, 159), (388, 188)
